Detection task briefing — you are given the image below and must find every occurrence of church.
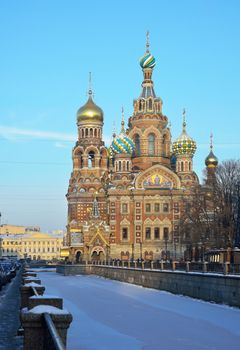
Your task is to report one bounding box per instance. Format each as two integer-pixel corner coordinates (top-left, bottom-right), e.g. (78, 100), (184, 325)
(64, 35), (218, 263)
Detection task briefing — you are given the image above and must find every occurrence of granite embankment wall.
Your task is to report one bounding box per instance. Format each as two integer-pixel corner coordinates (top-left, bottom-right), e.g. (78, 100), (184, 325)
(56, 264), (240, 307)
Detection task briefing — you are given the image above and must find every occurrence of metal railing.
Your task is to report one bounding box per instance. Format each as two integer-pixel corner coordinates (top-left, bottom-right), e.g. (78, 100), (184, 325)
(30, 284), (66, 350)
(43, 313), (66, 350)
(89, 260), (240, 275)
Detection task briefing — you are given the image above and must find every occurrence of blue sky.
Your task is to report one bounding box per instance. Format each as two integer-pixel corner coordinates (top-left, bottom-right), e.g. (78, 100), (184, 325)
(0, 0), (239, 231)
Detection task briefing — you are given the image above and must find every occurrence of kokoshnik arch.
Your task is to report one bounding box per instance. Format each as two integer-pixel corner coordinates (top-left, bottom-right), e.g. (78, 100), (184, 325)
(64, 34), (218, 263)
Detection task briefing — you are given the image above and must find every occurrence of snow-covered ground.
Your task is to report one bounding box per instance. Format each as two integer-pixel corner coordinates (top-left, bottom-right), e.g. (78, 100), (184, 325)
(38, 270), (240, 350)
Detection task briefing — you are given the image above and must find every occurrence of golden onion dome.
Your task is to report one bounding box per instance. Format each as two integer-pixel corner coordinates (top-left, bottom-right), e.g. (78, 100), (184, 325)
(77, 91), (103, 123)
(205, 150), (218, 168)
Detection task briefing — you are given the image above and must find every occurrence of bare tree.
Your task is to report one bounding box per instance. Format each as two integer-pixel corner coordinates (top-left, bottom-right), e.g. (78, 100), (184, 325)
(180, 160), (240, 259)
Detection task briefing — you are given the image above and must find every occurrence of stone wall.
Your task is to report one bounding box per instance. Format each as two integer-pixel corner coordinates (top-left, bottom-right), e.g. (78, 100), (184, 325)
(56, 264), (240, 307)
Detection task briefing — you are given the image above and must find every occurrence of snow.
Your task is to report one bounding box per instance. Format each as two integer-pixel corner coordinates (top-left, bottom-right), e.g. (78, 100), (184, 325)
(23, 282), (44, 287)
(38, 271), (240, 350)
(30, 294), (59, 299)
(26, 305), (69, 315)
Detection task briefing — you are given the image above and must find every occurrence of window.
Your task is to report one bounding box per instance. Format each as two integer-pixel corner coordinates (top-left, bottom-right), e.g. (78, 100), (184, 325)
(145, 227), (151, 240)
(88, 151), (95, 168)
(154, 227), (160, 239)
(163, 227), (169, 240)
(135, 135), (140, 156)
(154, 203), (160, 212)
(148, 134), (155, 155)
(163, 203), (169, 212)
(149, 99), (152, 110)
(122, 203), (128, 214)
(145, 203), (151, 213)
(122, 228), (128, 240)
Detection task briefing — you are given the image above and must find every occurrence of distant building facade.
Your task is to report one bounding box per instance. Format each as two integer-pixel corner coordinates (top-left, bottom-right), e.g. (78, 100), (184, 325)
(0, 231), (63, 260)
(0, 224), (40, 235)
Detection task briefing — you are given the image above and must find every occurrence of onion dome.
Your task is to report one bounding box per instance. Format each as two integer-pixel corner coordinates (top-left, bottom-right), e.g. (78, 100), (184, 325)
(140, 52), (156, 69)
(205, 134), (218, 167)
(77, 90), (103, 123)
(109, 108), (135, 156)
(172, 109), (197, 156)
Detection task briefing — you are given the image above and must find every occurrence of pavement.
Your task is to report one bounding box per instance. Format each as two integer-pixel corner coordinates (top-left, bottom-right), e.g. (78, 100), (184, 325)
(0, 269), (23, 350)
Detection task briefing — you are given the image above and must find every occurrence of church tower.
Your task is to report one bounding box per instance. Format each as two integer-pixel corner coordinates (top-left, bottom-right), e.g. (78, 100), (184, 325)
(66, 75), (109, 261)
(128, 32), (171, 171)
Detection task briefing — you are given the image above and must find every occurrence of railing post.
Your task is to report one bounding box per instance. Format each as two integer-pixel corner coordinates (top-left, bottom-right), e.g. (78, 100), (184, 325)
(151, 261), (154, 270)
(172, 261), (176, 271)
(224, 262), (230, 275)
(128, 261), (131, 268)
(117, 260), (120, 267)
(160, 260), (164, 270)
(134, 261), (137, 269)
(141, 261), (145, 270)
(202, 261), (208, 273)
(122, 261), (124, 268)
(186, 261), (190, 273)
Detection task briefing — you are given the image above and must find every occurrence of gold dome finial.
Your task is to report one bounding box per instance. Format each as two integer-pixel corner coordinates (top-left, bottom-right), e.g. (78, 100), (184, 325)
(205, 133), (218, 168)
(210, 132), (213, 150)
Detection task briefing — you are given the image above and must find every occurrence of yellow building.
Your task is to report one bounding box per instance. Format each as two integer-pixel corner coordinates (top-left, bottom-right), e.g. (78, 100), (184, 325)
(0, 231), (63, 261)
(0, 224), (40, 235)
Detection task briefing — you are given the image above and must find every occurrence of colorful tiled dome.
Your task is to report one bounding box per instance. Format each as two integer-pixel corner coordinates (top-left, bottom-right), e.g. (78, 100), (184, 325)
(172, 114), (197, 156)
(110, 133), (135, 156)
(140, 52), (156, 69)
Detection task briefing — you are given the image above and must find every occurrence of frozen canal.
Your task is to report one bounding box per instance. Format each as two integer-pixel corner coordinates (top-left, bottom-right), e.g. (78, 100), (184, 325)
(38, 270), (240, 350)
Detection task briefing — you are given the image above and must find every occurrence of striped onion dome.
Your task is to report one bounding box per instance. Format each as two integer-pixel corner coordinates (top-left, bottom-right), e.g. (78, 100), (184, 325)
(140, 52), (156, 69)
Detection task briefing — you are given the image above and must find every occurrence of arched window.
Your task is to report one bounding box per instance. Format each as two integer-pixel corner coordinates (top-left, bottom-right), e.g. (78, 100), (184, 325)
(81, 129), (84, 138)
(86, 129), (88, 137)
(126, 161), (129, 171)
(90, 128), (93, 137)
(189, 162), (191, 171)
(149, 99), (152, 110)
(181, 161), (184, 172)
(148, 134), (155, 156)
(119, 161), (122, 171)
(135, 134), (140, 156)
(88, 151), (95, 168)
(94, 129), (97, 137)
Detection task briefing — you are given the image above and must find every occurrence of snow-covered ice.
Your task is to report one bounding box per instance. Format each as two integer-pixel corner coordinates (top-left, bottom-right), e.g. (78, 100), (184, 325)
(38, 270), (240, 350)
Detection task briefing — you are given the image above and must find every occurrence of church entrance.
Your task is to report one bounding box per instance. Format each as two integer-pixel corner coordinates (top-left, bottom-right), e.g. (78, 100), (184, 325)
(91, 249), (105, 262)
(75, 250), (82, 264)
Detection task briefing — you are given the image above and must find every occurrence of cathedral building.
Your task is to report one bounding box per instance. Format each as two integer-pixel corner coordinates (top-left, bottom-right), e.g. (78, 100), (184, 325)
(65, 36), (216, 263)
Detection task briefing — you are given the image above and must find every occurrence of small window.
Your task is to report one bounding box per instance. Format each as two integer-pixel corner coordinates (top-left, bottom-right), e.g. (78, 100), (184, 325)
(122, 203), (128, 214)
(163, 203), (169, 212)
(122, 228), (128, 240)
(163, 227), (169, 240)
(145, 227), (151, 240)
(154, 227), (160, 239)
(154, 203), (160, 212)
(145, 203), (151, 213)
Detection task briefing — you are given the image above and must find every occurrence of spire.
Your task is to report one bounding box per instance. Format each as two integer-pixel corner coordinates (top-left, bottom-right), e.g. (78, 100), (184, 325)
(146, 31), (150, 53)
(182, 108), (186, 132)
(210, 132), (213, 151)
(121, 106), (125, 133)
(112, 121), (116, 138)
(88, 72), (93, 97)
(92, 192), (100, 218)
